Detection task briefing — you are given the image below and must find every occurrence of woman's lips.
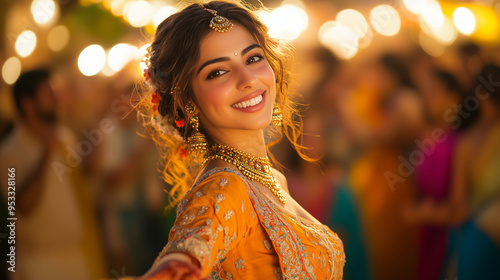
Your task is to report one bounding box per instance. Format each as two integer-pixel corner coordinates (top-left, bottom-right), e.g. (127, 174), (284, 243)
(231, 91), (266, 112)
(231, 94), (263, 108)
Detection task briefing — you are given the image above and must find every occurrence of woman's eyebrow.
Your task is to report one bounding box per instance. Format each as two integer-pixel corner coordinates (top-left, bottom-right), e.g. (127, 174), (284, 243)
(197, 44), (262, 75)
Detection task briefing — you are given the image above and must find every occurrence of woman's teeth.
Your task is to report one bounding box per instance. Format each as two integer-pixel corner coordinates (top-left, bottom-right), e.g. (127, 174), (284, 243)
(232, 94), (263, 109)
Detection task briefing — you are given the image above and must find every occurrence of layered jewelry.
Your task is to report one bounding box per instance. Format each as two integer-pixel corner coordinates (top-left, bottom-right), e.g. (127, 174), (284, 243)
(205, 8), (233, 33)
(185, 103), (208, 156)
(203, 143), (286, 204)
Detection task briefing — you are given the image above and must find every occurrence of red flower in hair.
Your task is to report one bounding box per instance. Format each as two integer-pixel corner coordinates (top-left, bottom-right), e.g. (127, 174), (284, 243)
(175, 119), (185, 128)
(152, 92), (161, 112)
(143, 69), (150, 82)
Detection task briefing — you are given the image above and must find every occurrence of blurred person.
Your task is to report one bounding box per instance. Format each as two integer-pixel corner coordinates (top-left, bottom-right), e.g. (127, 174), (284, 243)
(403, 69), (464, 280)
(136, 1), (345, 279)
(0, 69), (107, 280)
(350, 53), (422, 280)
(91, 66), (173, 275)
(406, 63), (500, 279)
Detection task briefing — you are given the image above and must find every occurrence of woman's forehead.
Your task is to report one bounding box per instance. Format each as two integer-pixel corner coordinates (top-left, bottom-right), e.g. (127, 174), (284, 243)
(197, 24), (258, 62)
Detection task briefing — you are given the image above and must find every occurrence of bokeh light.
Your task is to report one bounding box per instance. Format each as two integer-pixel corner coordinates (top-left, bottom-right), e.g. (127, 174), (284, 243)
(124, 0), (153, 27)
(319, 21), (358, 60)
(370, 5), (401, 36)
(78, 44), (106, 76)
(267, 4), (309, 41)
(108, 43), (138, 72)
(47, 25), (70, 52)
(403, 0), (426, 15)
(153, 6), (177, 27)
(419, 31), (445, 57)
(430, 17), (457, 46)
(2, 57), (22, 85)
(31, 0), (58, 26)
(336, 9), (369, 42)
(453, 7), (476, 35)
(15, 30), (37, 57)
(421, 0), (444, 27)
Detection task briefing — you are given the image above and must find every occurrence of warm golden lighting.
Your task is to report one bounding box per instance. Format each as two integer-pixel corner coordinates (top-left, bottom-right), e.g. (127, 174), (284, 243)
(153, 6), (177, 27)
(15, 30), (37, 57)
(319, 21), (359, 60)
(108, 43), (138, 72)
(419, 31), (445, 57)
(78, 45), (106, 76)
(138, 44), (150, 71)
(124, 0), (153, 28)
(2, 57), (22, 85)
(453, 7), (476, 35)
(31, 0), (58, 26)
(421, 0), (444, 27)
(370, 5), (401, 36)
(267, 3), (309, 41)
(336, 9), (369, 41)
(47, 25), (70, 52)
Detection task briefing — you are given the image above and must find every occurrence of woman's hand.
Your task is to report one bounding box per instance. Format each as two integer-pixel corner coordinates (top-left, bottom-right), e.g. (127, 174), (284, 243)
(139, 255), (207, 280)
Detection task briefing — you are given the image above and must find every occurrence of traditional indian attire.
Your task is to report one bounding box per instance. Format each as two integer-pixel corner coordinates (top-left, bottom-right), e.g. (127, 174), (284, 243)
(157, 167), (345, 279)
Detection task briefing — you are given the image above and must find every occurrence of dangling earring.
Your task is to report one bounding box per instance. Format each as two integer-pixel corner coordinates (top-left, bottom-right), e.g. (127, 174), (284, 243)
(185, 103), (207, 156)
(272, 103), (283, 127)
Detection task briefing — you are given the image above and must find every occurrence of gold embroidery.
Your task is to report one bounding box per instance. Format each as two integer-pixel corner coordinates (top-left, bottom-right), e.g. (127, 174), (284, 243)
(225, 272), (233, 279)
(195, 191), (203, 198)
(180, 214), (195, 226)
(235, 258), (245, 269)
(219, 178), (228, 186)
(224, 210), (234, 221)
(198, 206), (209, 216)
(215, 194), (225, 203)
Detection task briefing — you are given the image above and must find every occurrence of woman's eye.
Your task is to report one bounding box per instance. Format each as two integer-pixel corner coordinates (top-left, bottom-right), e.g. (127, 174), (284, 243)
(247, 55), (264, 64)
(206, 69), (228, 80)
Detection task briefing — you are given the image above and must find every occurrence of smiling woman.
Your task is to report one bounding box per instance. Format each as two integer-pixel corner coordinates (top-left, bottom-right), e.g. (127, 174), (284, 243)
(136, 1), (345, 279)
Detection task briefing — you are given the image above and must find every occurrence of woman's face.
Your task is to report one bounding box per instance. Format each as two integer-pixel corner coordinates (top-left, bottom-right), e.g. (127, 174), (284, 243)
(191, 23), (276, 138)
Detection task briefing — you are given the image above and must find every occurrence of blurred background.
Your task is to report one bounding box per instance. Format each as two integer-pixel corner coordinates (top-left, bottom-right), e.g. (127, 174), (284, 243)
(1, 0), (500, 279)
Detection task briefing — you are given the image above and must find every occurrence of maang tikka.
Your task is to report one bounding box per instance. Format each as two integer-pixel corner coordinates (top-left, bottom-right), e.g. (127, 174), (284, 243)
(205, 8), (233, 33)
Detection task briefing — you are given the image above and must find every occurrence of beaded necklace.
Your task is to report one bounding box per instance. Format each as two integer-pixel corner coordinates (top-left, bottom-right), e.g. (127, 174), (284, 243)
(203, 143), (286, 204)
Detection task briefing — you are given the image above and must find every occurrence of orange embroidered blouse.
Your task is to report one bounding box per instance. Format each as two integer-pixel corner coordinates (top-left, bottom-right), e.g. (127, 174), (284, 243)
(158, 168), (345, 279)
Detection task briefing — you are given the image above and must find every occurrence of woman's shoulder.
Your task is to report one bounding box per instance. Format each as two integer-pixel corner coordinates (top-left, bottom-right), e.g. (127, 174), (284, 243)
(190, 167), (249, 198)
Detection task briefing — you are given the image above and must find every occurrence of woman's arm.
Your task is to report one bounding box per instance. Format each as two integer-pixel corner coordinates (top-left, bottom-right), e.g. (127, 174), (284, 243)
(140, 253), (206, 280)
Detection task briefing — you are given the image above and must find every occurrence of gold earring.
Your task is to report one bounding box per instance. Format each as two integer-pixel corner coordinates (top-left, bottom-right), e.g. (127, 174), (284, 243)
(185, 103), (207, 156)
(272, 103), (283, 127)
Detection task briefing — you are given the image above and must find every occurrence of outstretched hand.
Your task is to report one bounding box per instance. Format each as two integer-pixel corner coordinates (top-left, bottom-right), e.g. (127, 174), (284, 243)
(139, 259), (208, 280)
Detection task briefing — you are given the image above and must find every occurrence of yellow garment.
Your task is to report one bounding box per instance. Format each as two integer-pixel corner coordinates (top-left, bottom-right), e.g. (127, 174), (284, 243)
(158, 168), (345, 279)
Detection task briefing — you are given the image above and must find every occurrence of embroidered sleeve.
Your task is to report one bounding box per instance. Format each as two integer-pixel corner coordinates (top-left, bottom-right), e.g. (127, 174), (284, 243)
(156, 172), (251, 276)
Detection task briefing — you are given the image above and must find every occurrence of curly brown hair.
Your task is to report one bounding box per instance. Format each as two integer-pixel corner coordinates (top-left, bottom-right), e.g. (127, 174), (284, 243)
(137, 0), (309, 207)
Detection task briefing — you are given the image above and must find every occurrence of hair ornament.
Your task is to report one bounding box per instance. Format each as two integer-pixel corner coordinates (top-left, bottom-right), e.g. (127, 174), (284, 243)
(151, 114), (183, 142)
(175, 119), (185, 128)
(151, 92), (161, 112)
(205, 8), (233, 33)
(143, 68), (150, 82)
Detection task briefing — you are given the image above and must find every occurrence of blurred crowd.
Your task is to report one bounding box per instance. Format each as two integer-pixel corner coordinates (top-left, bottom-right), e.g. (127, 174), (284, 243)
(274, 41), (500, 280)
(1, 13), (500, 280)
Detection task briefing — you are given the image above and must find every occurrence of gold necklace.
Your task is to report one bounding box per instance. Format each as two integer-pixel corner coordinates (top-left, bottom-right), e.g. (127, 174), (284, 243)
(203, 143), (286, 204)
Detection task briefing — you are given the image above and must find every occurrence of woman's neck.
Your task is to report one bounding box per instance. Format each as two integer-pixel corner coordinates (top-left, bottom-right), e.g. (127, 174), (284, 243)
(208, 129), (268, 157)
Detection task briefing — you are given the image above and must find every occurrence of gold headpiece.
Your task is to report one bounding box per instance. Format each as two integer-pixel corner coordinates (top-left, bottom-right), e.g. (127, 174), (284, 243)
(205, 8), (233, 33)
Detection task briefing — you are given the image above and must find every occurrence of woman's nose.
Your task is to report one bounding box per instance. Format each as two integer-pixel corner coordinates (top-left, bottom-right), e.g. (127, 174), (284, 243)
(236, 65), (258, 90)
